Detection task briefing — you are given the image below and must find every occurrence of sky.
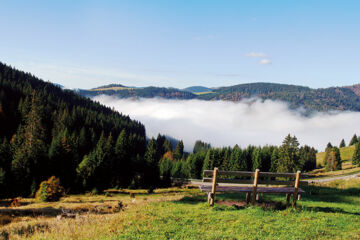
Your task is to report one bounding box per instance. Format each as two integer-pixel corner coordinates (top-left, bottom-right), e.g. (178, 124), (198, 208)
(1, 0), (360, 89)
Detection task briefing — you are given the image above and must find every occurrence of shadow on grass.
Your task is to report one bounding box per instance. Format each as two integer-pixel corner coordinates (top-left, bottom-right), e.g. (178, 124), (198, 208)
(0, 207), (62, 217)
(302, 185), (359, 204)
(173, 184), (360, 215)
(300, 206), (360, 216)
(0, 200), (35, 207)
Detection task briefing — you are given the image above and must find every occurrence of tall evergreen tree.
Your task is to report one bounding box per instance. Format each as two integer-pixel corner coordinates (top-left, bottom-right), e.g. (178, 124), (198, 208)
(326, 142), (333, 150)
(174, 140), (184, 160)
(143, 138), (160, 188)
(270, 147), (279, 172)
(339, 139), (346, 148)
(0, 138), (11, 197)
(193, 140), (211, 153)
(114, 130), (130, 187)
(277, 134), (300, 173)
(349, 134), (358, 146)
(325, 147), (342, 171)
(352, 143), (360, 166)
(11, 93), (47, 196)
(299, 145), (317, 171)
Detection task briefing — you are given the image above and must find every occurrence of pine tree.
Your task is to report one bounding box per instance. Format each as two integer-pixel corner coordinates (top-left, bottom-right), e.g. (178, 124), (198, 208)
(203, 149), (214, 171)
(270, 147), (279, 172)
(159, 158), (172, 186)
(114, 130), (130, 187)
(339, 139), (346, 148)
(193, 140), (211, 153)
(11, 93), (47, 196)
(325, 147), (342, 171)
(326, 142), (333, 150)
(0, 138), (11, 197)
(349, 134), (358, 146)
(352, 143), (360, 166)
(77, 132), (114, 190)
(174, 140), (184, 160)
(163, 139), (172, 153)
(299, 145), (317, 171)
(187, 152), (205, 179)
(252, 147), (262, 171)
(143, 138), (160, 188)
(277, 134), (300, 173)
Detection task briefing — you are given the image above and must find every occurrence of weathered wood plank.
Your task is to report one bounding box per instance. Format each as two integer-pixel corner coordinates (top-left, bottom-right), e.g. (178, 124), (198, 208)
(199, 185), (305, 194)
(292, 171), (301, 207)
(202, 178), (308, 186)
(203, 170), (310, 178)
(209, 168), (218, 206)
(252, 169), (260, 205)
(203, 170), (254, 177)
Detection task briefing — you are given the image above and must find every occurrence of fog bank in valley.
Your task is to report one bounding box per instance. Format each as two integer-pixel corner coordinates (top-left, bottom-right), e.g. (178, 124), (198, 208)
(95, 95), (360, 152)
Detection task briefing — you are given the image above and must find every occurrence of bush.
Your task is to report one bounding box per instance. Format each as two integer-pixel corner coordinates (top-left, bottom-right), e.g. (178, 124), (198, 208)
(35, 176), (64, 202)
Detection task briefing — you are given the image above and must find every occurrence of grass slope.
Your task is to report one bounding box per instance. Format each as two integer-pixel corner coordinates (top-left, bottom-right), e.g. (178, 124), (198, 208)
(1, 180), (360, 239)
(316, 145), (355, 166)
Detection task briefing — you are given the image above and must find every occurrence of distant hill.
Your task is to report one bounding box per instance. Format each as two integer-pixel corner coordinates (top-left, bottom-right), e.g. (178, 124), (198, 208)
(79, 82), (360, 112)
(183, 86), (213, 93)
(80, 86), (197, 99)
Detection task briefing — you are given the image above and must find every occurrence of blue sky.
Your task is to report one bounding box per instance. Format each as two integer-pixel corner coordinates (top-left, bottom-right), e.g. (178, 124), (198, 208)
(1, 0), (360, 89)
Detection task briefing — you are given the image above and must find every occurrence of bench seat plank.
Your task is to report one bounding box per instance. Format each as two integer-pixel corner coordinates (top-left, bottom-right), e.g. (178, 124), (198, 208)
(200, 185), (305, 194)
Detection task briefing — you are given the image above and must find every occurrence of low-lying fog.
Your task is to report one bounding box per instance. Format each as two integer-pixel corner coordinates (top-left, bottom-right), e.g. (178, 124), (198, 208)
(95, 95), (360, 152)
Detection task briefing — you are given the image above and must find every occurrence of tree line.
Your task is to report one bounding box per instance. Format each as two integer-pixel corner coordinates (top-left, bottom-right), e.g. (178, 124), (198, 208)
(156, 135), (317, 184)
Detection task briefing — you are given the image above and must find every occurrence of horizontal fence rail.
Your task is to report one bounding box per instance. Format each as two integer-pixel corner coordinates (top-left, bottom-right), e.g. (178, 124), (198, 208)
(202, 177), (308, 186)
(203, 170), (310, 178)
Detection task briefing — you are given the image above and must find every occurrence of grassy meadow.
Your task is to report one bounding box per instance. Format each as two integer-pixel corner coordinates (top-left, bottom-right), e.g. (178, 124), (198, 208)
(1, 179), (360, 240)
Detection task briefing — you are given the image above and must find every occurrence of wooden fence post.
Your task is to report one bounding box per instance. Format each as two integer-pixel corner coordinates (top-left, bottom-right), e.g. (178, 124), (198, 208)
(251, 169), (260, 205)
(292, 171), (301, 207)
(209, 167), (218, 206)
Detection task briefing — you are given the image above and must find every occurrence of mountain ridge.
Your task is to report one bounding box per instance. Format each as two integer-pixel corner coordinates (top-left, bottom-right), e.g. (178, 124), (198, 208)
(79, 82), (360, 112)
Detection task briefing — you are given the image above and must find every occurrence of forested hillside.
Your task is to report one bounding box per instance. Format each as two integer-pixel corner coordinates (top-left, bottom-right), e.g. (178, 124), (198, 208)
(198, 82), (360, 111)
(0, 62), (147, 197)
(83, 82), (360, 112)
(79, 86), (196, 99)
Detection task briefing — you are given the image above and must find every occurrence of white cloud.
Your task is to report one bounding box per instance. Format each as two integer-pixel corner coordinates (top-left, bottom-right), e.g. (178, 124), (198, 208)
(259, 59), (272, 65)
(94, 96), (360, 152)
(245, 52), (267, 58)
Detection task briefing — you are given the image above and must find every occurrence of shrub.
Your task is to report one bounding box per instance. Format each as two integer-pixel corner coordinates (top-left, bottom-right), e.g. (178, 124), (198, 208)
(91, 188), (99, 195)
(35, 176), (64, 202)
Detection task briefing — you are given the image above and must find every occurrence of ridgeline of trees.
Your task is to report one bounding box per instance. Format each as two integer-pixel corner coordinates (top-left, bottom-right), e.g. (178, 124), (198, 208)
(158, 134), (317, 181)
(81, 82), (360, 112)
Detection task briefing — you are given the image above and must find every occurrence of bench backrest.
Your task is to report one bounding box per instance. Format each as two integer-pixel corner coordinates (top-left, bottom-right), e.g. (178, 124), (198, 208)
(203, 169), (309, 186)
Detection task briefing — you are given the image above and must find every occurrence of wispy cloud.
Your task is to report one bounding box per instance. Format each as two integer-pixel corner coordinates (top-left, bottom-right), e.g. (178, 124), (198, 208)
(245, 52), (267, 58)
(245, 52), (272, 65)
(95, 96), (360, 152)
(259, 59), (272, 65)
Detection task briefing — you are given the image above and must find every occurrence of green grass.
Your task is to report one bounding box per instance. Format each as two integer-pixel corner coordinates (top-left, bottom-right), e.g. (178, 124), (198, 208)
(1, 181), (360, 239)
(316, 145), (355, 166)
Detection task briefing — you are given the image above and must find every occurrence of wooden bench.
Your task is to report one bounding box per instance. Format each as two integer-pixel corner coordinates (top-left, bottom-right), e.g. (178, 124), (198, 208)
(200, 168), (308, 207)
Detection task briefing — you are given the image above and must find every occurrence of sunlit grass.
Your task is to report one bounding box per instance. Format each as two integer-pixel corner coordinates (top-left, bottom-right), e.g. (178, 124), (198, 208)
(1, 182), (359, 239)
(316, 145), (356, 167)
